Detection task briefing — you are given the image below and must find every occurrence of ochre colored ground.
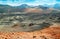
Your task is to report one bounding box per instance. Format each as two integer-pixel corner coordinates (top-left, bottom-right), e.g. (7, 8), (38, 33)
(0, 27), (60, 39)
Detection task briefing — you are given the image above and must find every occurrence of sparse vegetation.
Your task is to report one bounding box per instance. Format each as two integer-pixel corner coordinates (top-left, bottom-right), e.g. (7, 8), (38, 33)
(0, 12), (60, 32)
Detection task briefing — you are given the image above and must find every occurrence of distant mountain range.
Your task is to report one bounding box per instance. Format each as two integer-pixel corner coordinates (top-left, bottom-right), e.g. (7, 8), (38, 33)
(53, 3), (60, 10)
(0, 4), (60, 13)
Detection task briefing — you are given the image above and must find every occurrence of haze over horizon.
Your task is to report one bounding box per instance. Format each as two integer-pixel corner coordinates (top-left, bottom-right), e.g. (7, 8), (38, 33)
(0, 0), (60, 6)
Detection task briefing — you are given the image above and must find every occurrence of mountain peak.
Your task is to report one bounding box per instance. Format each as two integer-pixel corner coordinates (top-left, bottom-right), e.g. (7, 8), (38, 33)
(20, 4), (28, 6)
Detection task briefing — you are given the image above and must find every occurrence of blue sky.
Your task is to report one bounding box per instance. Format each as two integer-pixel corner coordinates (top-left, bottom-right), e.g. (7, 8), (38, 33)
(0, 0), (60, 6)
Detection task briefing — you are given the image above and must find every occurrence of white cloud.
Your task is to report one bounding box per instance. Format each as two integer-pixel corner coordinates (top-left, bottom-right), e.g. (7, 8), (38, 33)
(0, 0), (57, 6)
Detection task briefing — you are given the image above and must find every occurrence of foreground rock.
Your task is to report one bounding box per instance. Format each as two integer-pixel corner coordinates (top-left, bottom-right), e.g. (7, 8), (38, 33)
(0, 27), (60, 39)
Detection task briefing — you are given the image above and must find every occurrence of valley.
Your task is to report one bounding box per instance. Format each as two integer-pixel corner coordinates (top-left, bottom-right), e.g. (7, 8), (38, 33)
(0, 12), (60, 32)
